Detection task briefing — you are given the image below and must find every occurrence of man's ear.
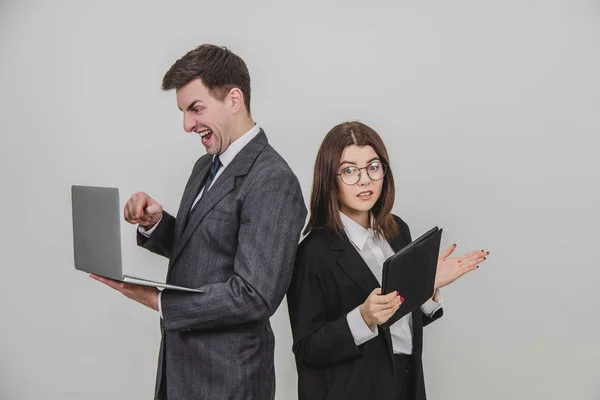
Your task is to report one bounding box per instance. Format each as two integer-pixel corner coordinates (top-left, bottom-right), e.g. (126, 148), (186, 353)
(227, 87), (245, 113)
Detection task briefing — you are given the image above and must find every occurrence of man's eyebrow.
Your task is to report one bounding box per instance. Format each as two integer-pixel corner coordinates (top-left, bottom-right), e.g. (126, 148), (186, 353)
(178, 100), (203, 112)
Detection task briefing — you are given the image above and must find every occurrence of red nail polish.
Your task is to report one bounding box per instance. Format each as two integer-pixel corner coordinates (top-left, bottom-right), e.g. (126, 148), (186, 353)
(400, 296), (405, 302)
(396, 291), (399, 296)
(484, 257), (487, 260)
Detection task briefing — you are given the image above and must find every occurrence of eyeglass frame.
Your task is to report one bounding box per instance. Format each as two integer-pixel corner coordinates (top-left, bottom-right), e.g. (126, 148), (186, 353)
(336, 161), (388, 186)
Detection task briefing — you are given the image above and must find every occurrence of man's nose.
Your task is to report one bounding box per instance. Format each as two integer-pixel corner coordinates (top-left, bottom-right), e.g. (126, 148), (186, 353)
(183, 114), (196, 133)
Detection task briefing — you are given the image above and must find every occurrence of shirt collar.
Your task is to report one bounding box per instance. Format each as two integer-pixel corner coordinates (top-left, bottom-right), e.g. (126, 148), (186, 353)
(216, 124), (261, 168)
(339, 211), (375, 251)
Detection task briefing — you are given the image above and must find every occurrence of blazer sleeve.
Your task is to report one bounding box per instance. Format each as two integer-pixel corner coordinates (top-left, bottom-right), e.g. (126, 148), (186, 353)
(422, 307), (443, 327)
(136, 211), (176, 259)
(395, 215), (444, 327)
(160, 167), (307, 331)
(287, 245), (363, 367)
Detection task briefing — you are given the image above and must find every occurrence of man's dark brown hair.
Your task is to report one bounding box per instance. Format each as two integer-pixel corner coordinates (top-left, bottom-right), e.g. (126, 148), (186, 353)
(305, 121), (399, 240)
(162, 44), (251, 114)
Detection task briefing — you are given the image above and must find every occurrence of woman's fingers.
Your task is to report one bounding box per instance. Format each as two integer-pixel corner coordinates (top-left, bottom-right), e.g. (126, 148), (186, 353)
(439, 244), (457, 260)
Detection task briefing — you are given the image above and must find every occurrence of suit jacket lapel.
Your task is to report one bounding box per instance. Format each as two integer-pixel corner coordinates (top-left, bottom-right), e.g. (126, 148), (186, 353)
(176, 166), (236, 250)
(329, 223), (409, 296)
(169, 130), (269, 267)
(329, 230), (380, 296)
(173, 159), (212, 242)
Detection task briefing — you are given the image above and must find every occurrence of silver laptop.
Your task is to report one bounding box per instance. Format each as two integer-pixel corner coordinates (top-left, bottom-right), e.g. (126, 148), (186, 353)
(71, 185), (202, 293)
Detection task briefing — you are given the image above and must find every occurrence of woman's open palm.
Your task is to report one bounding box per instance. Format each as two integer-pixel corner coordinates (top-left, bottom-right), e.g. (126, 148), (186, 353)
(434, 245), (489, 289)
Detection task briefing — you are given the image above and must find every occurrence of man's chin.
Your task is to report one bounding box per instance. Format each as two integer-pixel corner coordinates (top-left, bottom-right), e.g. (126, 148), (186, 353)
(204, 144), (219, 155)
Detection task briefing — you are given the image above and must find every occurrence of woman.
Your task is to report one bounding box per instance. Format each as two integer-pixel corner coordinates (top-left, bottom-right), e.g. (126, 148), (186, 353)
(287, 121), (489, 400)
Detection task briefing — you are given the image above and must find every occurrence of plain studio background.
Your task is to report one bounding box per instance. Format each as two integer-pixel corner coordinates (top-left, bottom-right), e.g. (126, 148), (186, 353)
(1, 1), (599, 399)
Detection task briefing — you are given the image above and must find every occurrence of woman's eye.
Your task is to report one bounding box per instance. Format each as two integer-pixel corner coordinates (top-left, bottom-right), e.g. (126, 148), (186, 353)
(344, 167), (356, 175)
(369, 163), (380, 171)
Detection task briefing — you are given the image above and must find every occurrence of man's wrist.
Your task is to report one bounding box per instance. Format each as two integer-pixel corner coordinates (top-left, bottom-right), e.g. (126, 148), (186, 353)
(148, 290), (159, 312)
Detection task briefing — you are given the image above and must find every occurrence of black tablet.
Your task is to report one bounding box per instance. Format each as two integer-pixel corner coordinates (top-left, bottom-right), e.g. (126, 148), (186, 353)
(380, 227), (442, 328)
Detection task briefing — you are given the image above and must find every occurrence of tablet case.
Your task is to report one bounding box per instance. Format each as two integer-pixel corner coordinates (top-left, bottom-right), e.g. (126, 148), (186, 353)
(381, 227), (443, 328)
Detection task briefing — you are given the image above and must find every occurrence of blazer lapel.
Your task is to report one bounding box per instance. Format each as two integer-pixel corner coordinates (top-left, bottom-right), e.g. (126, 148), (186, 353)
(169, 130), (269, 267)
(329, 224), (409, 296)
(329, 230), (380, 296)
(173, 159), (212, 242)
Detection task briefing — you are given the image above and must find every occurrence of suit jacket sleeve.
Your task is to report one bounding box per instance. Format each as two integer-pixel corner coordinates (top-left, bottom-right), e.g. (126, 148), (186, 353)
(287, 246), (363, 367)
(396, 215), (444, 327)
(160, 167), (307, 331)
(136, 211), (176, 259)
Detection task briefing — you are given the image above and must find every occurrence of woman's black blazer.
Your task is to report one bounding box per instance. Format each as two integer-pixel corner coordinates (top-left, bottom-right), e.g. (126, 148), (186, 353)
(287, 215), (443, 400)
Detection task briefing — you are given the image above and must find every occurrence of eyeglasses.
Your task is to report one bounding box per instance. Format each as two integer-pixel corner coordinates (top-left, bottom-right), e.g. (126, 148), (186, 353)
(337, 161), (387, 186)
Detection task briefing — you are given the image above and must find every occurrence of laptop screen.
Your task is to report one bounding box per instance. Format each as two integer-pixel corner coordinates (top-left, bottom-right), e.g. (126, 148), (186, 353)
(71, 185), (123, 280)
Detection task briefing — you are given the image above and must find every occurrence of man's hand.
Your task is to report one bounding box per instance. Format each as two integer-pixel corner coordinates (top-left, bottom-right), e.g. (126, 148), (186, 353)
(434, 245), (489, 290)
(90, 274), (159, 311)
(124, 192), (163, 229)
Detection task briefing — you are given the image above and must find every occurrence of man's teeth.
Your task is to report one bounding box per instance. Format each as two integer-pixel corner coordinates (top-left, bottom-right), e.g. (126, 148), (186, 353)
(200, 129), (212, 138)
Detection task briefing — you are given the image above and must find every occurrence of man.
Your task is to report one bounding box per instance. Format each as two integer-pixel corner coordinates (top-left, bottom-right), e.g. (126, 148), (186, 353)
(92, 44), (307, 399)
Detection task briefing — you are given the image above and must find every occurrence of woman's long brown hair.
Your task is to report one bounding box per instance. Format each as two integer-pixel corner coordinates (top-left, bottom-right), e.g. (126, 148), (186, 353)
(305, 121), (398, 240)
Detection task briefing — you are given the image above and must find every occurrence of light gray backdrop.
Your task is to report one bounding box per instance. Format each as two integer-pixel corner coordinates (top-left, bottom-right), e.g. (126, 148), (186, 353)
(1, 1), (598, 399)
